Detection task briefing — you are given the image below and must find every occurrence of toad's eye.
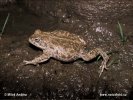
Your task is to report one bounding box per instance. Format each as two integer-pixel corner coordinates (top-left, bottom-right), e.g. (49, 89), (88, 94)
(34, 38), (40, 42)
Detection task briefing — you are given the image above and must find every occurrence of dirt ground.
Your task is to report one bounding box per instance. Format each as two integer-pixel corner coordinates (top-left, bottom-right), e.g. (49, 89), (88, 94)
(0, 3), (133, 99)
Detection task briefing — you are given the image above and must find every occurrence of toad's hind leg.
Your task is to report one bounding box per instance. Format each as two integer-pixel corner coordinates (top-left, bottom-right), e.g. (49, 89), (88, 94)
(23, 53), (50, 65)
(81, 48), (109, 77)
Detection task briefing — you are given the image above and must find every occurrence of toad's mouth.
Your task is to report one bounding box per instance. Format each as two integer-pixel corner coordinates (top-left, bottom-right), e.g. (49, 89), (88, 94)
(29, 38), (35, 45)
(29, 38), (46, 50)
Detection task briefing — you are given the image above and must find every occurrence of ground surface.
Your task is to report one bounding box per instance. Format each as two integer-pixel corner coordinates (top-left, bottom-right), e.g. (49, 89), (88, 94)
(0, 2), (133, 99)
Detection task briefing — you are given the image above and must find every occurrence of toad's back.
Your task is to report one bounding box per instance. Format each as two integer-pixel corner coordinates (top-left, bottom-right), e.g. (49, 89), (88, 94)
(39, 30), (87, 51)
(43, 30), (87, 49)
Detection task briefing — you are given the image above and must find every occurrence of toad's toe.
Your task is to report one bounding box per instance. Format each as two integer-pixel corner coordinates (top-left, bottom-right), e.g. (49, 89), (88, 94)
(23, 60), (37, 65)
(99, 61), (108, 77)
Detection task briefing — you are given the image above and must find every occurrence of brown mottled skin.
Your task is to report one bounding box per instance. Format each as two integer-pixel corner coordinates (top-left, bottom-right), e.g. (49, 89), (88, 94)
(23, 29), (109, 76)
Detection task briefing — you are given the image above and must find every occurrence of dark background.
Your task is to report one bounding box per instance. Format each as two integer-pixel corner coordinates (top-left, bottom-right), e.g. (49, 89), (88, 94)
(0, 0), (133, 99)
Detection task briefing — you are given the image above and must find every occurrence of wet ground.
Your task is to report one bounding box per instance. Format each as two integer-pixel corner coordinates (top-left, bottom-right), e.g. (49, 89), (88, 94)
(0, 3), (133, 99)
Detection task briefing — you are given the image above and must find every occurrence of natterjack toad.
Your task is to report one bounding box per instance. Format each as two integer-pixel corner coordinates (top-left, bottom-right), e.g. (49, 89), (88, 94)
(23, 29), (109, 76)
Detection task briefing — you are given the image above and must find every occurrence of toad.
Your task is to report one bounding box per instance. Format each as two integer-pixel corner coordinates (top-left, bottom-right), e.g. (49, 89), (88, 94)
(23, 29), (109, 76)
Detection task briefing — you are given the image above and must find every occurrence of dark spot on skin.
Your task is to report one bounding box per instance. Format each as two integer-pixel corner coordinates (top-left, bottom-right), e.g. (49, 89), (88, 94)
(89, 51), (94, 55)
(50, 46), (54, 50)
(61, 54), (66, 59)
(56, 50), (58, 54)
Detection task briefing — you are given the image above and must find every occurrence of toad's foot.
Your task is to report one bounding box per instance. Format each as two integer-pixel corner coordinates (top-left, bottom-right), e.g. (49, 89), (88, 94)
(81, 48), (109, 77)
(98, 48), (109, 77)
(99, 60), (109, 77)
(23, 60), (38, 65)
(23, 53), (50, 66)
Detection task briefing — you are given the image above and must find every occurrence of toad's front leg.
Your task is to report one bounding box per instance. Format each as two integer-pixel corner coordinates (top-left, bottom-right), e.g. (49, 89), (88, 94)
(23, 52), (50, 65)
(81, 48), (109, 77)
